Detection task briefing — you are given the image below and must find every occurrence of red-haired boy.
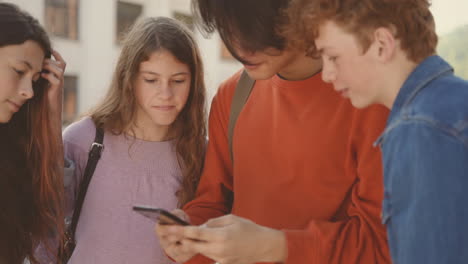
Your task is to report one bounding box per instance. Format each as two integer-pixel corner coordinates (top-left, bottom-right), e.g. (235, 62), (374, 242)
(286, 0), (468, 263)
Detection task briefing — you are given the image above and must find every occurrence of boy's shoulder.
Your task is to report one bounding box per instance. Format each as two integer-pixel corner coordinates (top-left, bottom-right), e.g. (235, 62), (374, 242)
(405, 74), (468, 135)
(62, 116), (97, 147)
(215, 69), (244, 101)
(211, 69), (254, 115)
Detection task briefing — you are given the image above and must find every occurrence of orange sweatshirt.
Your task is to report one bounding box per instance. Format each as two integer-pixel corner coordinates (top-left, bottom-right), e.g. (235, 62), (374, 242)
(184, 71), (391, 264)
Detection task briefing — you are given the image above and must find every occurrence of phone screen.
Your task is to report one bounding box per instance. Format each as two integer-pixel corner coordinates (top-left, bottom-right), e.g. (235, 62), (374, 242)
(132, 205), (190, 226)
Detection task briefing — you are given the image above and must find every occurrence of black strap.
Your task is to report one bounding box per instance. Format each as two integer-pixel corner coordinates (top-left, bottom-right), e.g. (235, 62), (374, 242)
(228, 70), (255, 164)
(69, 126), (104, 236)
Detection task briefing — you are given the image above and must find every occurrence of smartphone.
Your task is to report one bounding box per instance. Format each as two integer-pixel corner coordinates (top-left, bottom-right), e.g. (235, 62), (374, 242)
(132, 205), (190, 226)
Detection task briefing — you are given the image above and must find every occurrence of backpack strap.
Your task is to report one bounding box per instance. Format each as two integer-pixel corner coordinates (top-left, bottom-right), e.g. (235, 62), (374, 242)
(227, 70), (255, 164)
(69, 126), (104, 236)
(223, 71), (255, 212)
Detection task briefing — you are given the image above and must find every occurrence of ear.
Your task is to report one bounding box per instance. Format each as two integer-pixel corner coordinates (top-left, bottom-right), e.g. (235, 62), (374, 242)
(372, 27), (396, 62)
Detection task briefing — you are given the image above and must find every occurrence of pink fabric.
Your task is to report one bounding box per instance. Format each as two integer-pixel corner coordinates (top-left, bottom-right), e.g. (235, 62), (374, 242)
(61, 117), (180, 264)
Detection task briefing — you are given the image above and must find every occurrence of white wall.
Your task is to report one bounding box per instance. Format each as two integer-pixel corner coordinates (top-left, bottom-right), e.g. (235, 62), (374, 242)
(6, 0), (468, 116)
(5, 0), (241, 117)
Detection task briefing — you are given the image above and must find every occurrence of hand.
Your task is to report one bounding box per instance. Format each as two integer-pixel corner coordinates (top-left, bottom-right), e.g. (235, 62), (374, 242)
(155, 209), (197, 263)
(41, 50), (66, 129)
(176, 215), (288, 264)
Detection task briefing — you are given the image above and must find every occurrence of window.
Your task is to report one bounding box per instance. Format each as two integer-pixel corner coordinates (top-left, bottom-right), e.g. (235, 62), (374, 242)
(116, 1), (143, 44)
(173, 11), (194, 32)
(45, 0), (79, 40)
(62, 75), (78, 126)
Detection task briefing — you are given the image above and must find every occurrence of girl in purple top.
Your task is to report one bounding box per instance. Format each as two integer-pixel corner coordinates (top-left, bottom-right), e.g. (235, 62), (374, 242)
(56, 17), (207, 264)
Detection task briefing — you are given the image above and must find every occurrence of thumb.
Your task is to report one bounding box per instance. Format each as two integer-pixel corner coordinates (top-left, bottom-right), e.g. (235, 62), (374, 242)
(171, 209), (190, 223)
(203, 214), (237, 228)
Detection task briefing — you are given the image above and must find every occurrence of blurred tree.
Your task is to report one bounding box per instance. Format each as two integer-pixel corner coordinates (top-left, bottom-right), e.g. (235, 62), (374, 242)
(438, 24), (468, 80)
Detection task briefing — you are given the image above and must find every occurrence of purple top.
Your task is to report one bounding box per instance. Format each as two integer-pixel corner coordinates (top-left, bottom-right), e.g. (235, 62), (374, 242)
(62, 117), (180, 264)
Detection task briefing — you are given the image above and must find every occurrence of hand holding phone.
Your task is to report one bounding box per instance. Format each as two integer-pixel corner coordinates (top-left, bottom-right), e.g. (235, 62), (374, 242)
(132, 205), (190, 226)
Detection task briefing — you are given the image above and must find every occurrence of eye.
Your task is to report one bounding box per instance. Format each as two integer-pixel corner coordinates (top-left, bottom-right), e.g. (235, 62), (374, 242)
(329, 56), (338, 62)
(14, 68), (25, 76)
(144, 78), (157, 84)
(172, 79), (187, 84)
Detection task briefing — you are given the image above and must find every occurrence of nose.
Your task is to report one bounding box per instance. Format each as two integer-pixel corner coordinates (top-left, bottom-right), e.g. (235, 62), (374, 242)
(158, 81), (174, 99)
(321, 60), (336, 84)
(236, 48), (250, 58)
(18, 80), (34, 100)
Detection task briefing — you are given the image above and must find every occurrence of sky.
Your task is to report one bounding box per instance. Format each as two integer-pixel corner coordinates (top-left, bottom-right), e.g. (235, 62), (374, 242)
(430, 0), (468, 35)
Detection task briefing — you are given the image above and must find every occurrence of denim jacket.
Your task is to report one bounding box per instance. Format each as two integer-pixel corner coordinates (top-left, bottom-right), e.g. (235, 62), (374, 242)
(375, 55), (468, 264)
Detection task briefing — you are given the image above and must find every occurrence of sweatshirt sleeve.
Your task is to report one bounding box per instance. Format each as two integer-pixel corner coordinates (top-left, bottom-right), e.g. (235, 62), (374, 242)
(284, 105), (391, 264)
(183, 73), (241, 224)
(182, 73), (241, 264)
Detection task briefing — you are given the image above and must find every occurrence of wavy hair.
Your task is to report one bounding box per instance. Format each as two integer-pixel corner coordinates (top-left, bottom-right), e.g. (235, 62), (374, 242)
(90, 17), (207, 206)
(283, 0), (438, 62)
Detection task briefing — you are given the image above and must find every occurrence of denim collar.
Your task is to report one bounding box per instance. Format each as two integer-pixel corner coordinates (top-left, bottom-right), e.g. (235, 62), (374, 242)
(374, 55), (453, 146)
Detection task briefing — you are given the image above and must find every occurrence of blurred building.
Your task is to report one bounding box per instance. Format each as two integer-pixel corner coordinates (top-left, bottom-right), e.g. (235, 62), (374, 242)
(6, 0), (241, 125)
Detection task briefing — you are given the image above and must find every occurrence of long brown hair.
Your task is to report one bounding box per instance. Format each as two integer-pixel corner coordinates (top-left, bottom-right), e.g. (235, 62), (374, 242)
(0, 3), (64, 264)
(90, 17), (207, 206)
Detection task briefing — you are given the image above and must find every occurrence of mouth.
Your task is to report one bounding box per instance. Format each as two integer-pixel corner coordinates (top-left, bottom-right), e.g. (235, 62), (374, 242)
(6, 100), (21, 112)
(152, 105), (176, 111)
(243, 62), (263, 70)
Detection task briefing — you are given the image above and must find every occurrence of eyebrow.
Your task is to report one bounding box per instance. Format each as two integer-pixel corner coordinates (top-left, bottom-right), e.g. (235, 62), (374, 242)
(317, 45), (338, 56)
(140, 71), (190, 76)
(317, 45), (332, 55)
(19, 60), (42, 74)
(20, 60), (33, 70)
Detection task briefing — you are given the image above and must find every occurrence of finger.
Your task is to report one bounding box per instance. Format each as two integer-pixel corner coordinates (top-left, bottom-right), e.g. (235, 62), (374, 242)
(180, 238), (218, 258)
(155, 224), (172, 240)
(158, 235), (181, 249)
(171, 209), (190, 222)
(41, 71), (61, 86)
(204, 214), (237, 228)
(166, 243), (196, 262)
(157, 235), (171, 248)
(42, 62), (64, 80)
(44, 59), (65, 70)
(157, 232), (181, 248)
(155, 222), (168, 235)
(47, 50), (67, 73)
(51, 49), (66, 66)
(157, 223), (185, 236)
(154, 222), (183, 239)
(165, 246), (182, 260)
(165, 234), (185, 244)
(181, 225), (221, 242)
